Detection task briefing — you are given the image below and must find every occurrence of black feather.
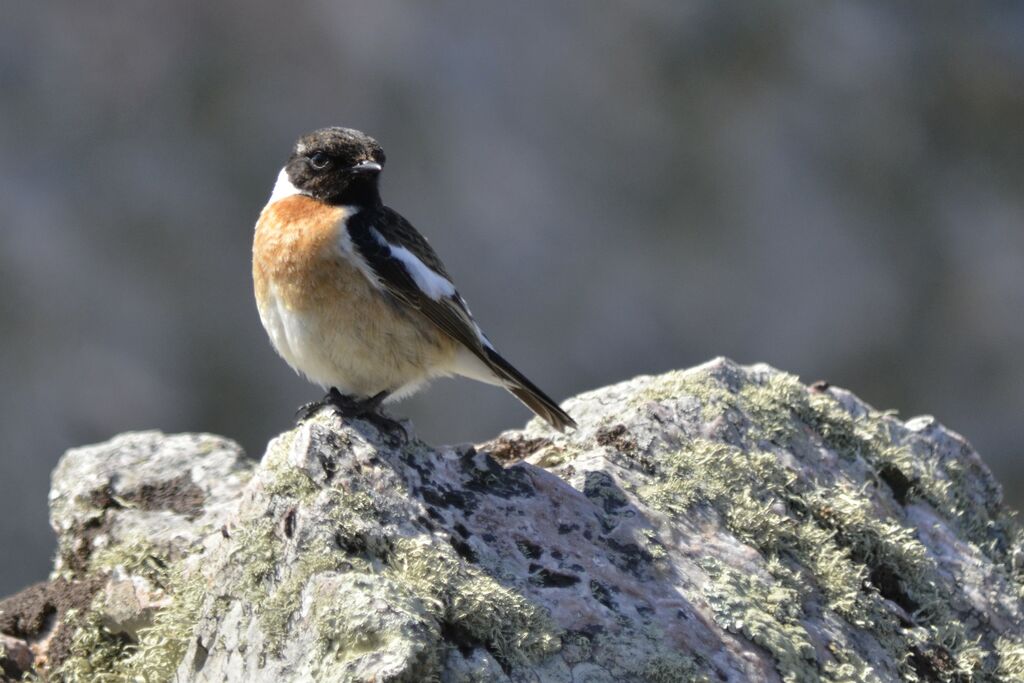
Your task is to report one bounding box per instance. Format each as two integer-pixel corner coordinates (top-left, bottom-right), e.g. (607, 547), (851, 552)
(482, 347), (577, 432)
(347, 208), (575, 431)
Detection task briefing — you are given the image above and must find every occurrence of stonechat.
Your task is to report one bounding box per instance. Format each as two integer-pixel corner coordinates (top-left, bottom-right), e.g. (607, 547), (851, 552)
(253, 127), (576, 431)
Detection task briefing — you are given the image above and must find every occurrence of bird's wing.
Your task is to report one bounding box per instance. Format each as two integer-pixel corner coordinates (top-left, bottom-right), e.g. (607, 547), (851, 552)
(344, 207), (576, 431)
(345, 207), (489, 357)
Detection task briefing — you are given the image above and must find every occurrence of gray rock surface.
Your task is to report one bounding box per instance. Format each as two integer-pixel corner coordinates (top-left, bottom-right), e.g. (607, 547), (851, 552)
(2, 359), (1023, 682)
(0, 432), (253, 680)
(48, 431), (255, 577)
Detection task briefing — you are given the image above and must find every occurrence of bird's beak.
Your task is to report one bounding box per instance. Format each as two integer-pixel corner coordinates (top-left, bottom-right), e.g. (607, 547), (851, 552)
(349, 160), (382, 175)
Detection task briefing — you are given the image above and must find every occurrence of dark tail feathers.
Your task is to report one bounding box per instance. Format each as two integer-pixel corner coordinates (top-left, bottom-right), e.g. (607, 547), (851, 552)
(483, 347), (577, 432)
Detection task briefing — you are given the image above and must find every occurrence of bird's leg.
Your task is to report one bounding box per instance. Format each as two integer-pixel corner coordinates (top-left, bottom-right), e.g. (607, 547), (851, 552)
(324, 389), (405, 436)
(323, 388), (389, 416)
(296, 389), (395, 425)
(353, 391), (407, 435)
(353, 390), (389, 415)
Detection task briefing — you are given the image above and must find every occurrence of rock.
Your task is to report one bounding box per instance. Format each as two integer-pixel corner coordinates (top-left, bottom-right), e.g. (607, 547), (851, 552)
(48, 431), (254, 575)
(1, 634), (34, 679)
(0, 431), (253, 680)
(2, 359), (1023, 682)
(99, 567), (169, 641)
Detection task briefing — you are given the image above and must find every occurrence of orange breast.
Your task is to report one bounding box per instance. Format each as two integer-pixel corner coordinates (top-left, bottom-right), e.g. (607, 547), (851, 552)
(252, 196), (359, 310)
(251, 195), (456, 395)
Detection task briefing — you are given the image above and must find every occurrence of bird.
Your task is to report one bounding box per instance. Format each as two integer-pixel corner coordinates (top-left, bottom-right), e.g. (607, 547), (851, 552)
(252, 127), (576, 432)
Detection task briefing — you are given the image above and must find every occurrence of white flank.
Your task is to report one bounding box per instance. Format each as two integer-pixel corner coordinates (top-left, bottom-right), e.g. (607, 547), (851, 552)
(268, 167), (305, 203)
(450, 346), (504, 386)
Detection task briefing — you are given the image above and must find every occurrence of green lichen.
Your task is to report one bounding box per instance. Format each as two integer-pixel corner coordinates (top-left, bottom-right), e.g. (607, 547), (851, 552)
(639, 437), (871, 622)
(310, 573), (441, 680)
(248, 488), (383, 655)
(389, 537), (560, 668)
(51, 604), (134, 683)
(44, 363), (1021, 681)
(262, 548), (345, 654)
(641, 651), (706, 683)
(630, 366), (730, 413)
(49, 539), (207, 683)
(89, 539), (169, 586)
(822, 648), (886, 683)
(996, 636), (1024, 679)
(233, 516), (281, 602)
(638, 527), (668, 561)
(218, 467), (558, 677)
(632, 366), (1015, 682)
(261, 432), (318, 502)
(50, 541), (176, 681)
(741, 372), (1019, 569)
(700, 558), (818, 683)
(121, 563), (207, 681)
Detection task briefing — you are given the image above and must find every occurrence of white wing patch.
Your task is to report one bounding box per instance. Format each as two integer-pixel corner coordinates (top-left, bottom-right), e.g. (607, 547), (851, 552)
(368, 227), (457, 301)
(389, 244), (458, 300)
(268, 167), (306, 203)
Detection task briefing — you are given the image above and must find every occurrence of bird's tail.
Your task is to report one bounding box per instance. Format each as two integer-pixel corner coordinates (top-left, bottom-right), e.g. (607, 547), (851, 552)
(482, 347), (577, 432)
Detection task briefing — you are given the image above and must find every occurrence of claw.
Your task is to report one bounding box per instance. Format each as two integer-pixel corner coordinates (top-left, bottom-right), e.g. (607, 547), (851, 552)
(295, 399), (328, 423)
(295, 389), (395, 426)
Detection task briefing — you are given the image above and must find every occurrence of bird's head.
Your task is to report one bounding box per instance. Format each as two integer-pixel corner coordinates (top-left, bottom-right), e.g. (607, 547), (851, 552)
(280, 127), (386, 206)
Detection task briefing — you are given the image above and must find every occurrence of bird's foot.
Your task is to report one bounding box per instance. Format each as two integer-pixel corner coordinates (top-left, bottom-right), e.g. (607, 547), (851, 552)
(294, 398), (328, 423)
(295, 389), (404, 436)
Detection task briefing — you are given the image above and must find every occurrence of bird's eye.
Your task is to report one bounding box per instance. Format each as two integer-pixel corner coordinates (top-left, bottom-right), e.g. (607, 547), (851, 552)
(309, 152), (331, 170)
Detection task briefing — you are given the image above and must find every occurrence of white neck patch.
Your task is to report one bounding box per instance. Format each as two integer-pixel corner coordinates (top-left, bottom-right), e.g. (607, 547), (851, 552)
(268, 167), (306, 203)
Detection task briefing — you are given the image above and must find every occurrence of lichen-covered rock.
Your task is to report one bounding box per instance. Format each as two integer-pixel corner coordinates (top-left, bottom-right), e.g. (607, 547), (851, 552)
(48, 431), (254, 575)
(0, 431), (253, 680)
(2, 360), (1023, 682)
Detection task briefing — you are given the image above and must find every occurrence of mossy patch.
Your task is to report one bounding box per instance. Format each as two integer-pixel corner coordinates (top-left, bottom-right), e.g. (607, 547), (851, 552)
(56, 563), (208, 683)
(996, 636), (1024, 680)
(630, 366), (732, 410)
(48, 539), (207, 683)
(261, 431), (318, 502)
(89, 539), (169, 586)
(700, 558), (818, 682)
(641, 651), (706, 683)
(214, 467), (559, 679)
(233, 516), (281, 604)
(741, 372), (1019, 569)
(309, 573), (441, 681)
(261, 545), (350, 655)
(50, 602), (135, 683)
(122, 564), (207, 681)
(382, 537), (560, 669)
(32, 362), (1022, 682)
(632, 364), (1018, 682)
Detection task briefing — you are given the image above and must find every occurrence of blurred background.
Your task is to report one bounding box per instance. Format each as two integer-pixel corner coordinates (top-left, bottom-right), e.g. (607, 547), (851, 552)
(1, 2), (1021, 595)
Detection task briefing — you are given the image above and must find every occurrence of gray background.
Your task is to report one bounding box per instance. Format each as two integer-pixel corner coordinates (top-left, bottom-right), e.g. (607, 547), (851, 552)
(1, 2), (1021, 595)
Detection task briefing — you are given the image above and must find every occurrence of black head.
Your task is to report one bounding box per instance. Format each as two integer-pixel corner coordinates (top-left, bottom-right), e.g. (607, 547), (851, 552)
(283, 127), (386, 206)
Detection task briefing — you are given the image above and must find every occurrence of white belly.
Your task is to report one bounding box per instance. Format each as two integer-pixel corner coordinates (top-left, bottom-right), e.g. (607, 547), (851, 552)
(257, 282), (455, 398)
(252, 192), (473, 400)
